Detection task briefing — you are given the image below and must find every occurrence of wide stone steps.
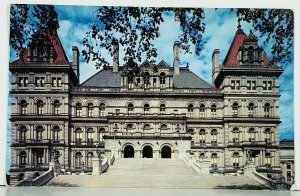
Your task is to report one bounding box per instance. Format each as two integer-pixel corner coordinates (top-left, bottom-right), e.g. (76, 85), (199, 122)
(48, 158), (266, 189)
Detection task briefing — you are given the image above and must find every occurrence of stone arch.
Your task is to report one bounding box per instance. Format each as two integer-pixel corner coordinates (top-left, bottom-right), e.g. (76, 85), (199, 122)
(160, 143), (173, 158)
(142, 145), (153, 158)
(123, 144), (135, 158)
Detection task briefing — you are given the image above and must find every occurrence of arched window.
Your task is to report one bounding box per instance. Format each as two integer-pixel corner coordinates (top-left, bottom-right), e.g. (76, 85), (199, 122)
(86, 152), (93, 168)
(199, 129), (206, 144)
(19, 151), (27, 166)
(160, 72), (166, 86)
(199, 152), (205, 159)
(20, 100), (28, 115)
(87, 128), (94, 144)
(232, 128), (240, 143)
(232, 102), (238, 117)
(144, 103), (150, 114)
(37, 100), (44, 115)
(232, 152), (240, 167)
(75, 152), (83, 169)
(35, 126), (43, 141)
(211, 129), (217, 144)
(248, 46), (254, 63)
(211, 153), (218, 167)
(211, 104), (216, 118)
(99, 103), (105, 116)
(264, 152), (272, 167)
(248, 128), (255, 142)
(126, 124), (134, 134)
(264, 103), (271, 118)
(18, 126), (27, 142)
(187, 104), (194, 117)
(248, 103), (254, 117)
(199, 104), (205, 118)
(128, 103), (134, 114)
(87, 103), (94, 117)
(99, 128), (105, 141)
(143, 124), (151, 134)
(160, 124), (168, 133)
(144, 72), (150, 87)
(52, 126), (60, 142)
(264, 128), (272, 143)
(75, 128), (82, 144)
(53, 100), (60, 115)
(76, 103), (82, 117)
(160, 104), (166, 113)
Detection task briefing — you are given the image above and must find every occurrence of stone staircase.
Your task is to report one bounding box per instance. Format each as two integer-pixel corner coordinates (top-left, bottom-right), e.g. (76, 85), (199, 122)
(48, 158), (266, 189)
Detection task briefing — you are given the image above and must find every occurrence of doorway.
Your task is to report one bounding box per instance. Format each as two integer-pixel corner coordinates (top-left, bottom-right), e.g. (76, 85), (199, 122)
(161, 146), (171, 158)
(142, 145), (153, 158)
(124, 145), (134, 158)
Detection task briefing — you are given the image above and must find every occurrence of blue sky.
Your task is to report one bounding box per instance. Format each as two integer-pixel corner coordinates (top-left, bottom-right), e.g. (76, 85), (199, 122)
(7, 5), (294, 171)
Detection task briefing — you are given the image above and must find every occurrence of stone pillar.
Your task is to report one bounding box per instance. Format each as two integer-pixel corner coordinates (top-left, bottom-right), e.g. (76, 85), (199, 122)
(92, 157), (102, 175)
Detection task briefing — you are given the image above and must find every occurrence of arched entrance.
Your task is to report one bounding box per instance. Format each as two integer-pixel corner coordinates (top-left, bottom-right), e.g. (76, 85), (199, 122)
(124, 145), (134, 158)
(161, 146), (172, 158)
(142, 145), (153, 158)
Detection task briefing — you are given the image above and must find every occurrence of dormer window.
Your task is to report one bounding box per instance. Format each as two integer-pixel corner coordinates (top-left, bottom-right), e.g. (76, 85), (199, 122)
(248, 46), (254, 63)
(144, 72), (150, 87)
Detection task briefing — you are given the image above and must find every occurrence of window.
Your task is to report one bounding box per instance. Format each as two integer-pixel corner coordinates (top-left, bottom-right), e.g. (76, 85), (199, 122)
(287, 163), (292, 170)
(287, 171), (292, 182)
(263, 81), (272, 90)
(232, 102), (238, 117)
(37, 100), (44, 115)
(128, 103), (134, 114)
(211, 129), (217, 144)
(199, 104), (205, 118)
(75, 152), (83, 168)
(267, 81), (272, 90)
(187, 104), (194, 117)
(264, 128), (272, 143)
(144, 72), (150, 87)
(248, 103), (254, 117)
(248, 46), (254, 63)
(144, 104), (150, 114)
(160, 72), (166, 86)
(232, 152), (240, 167)
(211, 104), (217, 118)
(35, 126), (43, 141)
(264, 103), (270, 117)
(199, 129), (206, 144)
(76, 103), (82, 117)
(86, 152), (93, 168)
(35, 77), (45, 87)
(53, 100), (60, 115)
(160, 104), (166, 113)
(36, 149), (44, 164)
(211, 153), (217, 167)
(248, 128), (255, 142)
(99, 103), (105, 116)
(52, 126), (60, 142)
(19, 77), (29, 87)
(263, 81), (267, 90)
(20, 100), (28, 115)
(19, 151), (27, 166)
(75, 128), (82, 144)
(126, 124), (134, 133)
(87, 128), (94, 144)
(87, 103), (94, 117)
(52, 77), (62, 87)
(264, 152), (272, 167)
(143, 124), (151, 134)
(231, 80), (240, 90)
(199, 153), (205, 159)
(160, 124), (168, 133)
(232, 128), (239, 143)
(18, 126), (27, 142)
(99, 128), (105, 141)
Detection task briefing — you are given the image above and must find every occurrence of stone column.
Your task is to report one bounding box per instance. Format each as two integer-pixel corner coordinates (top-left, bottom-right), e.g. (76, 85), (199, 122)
(92, 157), (102, 175)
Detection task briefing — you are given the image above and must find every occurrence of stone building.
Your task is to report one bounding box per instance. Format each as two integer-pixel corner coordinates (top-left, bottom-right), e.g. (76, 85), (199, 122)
(9, 25), (287, 183)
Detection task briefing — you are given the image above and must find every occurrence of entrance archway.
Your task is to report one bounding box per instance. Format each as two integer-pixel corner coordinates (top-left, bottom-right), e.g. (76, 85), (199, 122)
(142, 145), (153, 158)
(161, 146), (172, 158)
(124, 145), (134, 158)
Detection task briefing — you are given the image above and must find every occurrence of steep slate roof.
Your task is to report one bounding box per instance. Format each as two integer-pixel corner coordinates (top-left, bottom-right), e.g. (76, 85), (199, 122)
(81, 67), (212, 89)
(12, 30), (69, 65)
(81, 68), (122, 87)
(223, 27), (277, 68)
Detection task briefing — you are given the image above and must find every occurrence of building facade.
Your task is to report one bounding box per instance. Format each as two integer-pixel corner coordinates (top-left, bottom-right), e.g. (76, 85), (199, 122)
(9, 26), (286, 183)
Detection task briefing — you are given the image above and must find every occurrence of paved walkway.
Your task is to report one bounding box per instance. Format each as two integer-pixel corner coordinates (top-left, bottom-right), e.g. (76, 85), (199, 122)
(48, 158), (266, 189)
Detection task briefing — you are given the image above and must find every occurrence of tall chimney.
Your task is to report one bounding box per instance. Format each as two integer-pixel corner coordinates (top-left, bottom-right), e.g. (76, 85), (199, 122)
(113, 41), (119, 73)
(212, 49), (220, 86)
(173, 41), (180, 75)
(72, 46), (80, 79)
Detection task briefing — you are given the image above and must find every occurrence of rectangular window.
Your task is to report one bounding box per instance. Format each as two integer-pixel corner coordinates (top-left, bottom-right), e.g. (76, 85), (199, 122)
(267, 81), (272, 90)
(263, 81), (267, 90)
(231, 80), (240, 90)
(35, 77), (45, 87)
(251, 81), (256, 90)
(52, 77), (62, 87)
(247, 81), (251, 90)
(287, 171), (292, 181)
(287, 163), (292, 170)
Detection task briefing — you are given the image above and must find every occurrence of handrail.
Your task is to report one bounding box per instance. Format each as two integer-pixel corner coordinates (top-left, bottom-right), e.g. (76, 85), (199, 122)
(15, 169), (54, 186)
(252, 170), (291, 190)
(101, 154), (115, 173)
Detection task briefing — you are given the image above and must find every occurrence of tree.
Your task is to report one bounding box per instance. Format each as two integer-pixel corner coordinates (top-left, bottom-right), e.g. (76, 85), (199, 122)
(10, 4), (59, 57)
